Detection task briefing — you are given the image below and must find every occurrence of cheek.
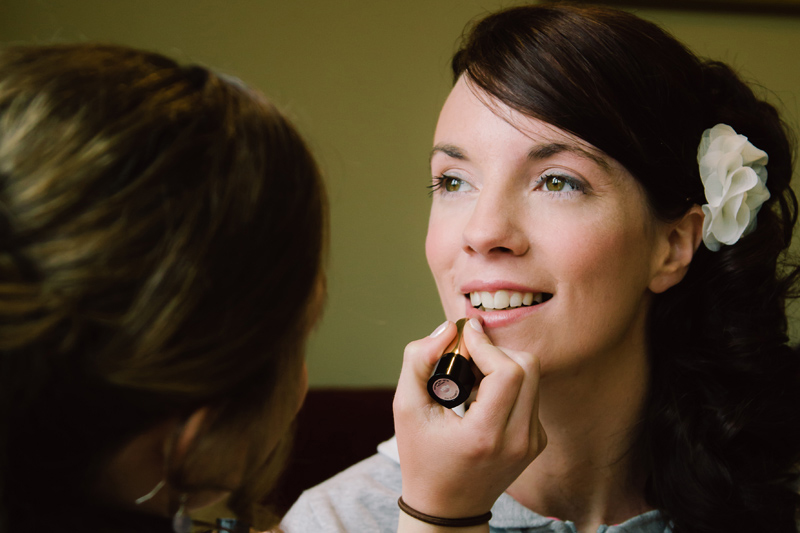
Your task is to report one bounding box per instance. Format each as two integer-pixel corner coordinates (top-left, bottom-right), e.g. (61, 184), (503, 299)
(425, 211), (454, 277)
(425, 211), (464, 315)
(554, 218), (655, 302)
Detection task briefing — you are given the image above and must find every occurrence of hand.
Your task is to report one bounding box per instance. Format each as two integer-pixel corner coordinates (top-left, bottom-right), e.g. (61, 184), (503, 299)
(393, 319), (546, 522)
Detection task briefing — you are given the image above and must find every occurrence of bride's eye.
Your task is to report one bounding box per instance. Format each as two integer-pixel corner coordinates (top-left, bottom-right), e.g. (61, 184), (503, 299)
(444, 177), (463, 192)
(429, 175), (474, 195)
(537, 173), (584, 194)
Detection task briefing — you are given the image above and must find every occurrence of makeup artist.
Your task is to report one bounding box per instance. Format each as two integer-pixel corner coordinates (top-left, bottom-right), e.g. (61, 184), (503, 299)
(0, 43), (326, 533)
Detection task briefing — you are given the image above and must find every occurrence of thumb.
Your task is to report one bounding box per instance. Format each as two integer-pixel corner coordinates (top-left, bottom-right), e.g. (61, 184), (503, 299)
(394, 320), (459, 412)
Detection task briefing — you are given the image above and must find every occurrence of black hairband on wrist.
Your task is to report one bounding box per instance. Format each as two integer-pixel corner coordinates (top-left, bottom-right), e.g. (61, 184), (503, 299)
(397, 496), (492, 528)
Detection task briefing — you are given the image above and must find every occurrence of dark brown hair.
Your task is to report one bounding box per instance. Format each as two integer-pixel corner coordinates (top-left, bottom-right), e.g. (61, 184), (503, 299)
(0, 44), (327, 531)
(453, 5), (800, 532)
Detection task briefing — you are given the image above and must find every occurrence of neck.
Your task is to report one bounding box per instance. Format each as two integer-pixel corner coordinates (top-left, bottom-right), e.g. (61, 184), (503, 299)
(507, 341), (652, 532)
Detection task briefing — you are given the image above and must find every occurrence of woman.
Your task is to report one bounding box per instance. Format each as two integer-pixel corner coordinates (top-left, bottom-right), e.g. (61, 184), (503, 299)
(0, 43), (327, 532)
(283, 4), (800, 533)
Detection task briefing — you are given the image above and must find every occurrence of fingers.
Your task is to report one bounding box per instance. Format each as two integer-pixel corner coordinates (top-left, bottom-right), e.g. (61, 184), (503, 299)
(395, 317), (543, 447)
(394, 319), (546, 520)
(459, 322), (544, 454)
(402, 320), (458, 381)
(394, 320), (459, 412)
(460, 322), (526, 425)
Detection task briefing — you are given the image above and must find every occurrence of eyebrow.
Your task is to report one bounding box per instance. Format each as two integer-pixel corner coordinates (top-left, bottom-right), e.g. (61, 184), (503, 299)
(528, 143), (611, 172)
(430, 141), (611, 172)
(430, 143), (466, 164)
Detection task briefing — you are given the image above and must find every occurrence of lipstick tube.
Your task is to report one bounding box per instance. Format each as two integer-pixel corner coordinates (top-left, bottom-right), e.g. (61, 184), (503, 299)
(427, 318), (475, 408)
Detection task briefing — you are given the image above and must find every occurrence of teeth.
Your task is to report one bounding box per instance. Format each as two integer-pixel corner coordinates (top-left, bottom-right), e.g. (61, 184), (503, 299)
(494, 290), (510, 310)
(468, 290), (548, 311)
(470, 292), (481, 307)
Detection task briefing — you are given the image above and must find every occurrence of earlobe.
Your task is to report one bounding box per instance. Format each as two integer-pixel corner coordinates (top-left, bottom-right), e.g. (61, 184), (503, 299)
(649, 205), (704, 294)
(174, 408), (209, 459)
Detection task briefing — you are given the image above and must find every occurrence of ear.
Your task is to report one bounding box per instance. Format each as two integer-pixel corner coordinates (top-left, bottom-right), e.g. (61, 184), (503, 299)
(648, 205), (704, 294)
(96, 416), (182, 512)
(174, 407), (209, 459)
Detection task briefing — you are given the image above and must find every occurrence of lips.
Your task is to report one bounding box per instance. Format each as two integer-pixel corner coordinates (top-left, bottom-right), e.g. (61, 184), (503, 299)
(468, 289), (553, 311)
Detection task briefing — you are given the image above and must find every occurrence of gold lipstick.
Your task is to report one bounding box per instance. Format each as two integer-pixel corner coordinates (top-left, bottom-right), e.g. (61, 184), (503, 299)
(427, 318), (475, 408)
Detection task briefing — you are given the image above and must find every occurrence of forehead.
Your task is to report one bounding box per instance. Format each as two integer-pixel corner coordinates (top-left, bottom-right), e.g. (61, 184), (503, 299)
(433, 77), (612, 172)
(436, 79), (606, 156)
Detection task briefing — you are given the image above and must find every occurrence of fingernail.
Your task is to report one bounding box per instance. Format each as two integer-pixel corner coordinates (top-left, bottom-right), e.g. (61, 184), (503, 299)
(429, 321), (449, 338)
(468, 318), (483, 333)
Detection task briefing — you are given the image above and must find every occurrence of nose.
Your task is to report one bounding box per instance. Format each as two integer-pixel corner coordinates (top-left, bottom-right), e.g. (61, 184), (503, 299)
(462, 189), (529, 257)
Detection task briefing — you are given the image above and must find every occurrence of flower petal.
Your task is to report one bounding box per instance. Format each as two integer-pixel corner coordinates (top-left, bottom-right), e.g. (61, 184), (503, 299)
(713, 194), (747, 245)
(725, 166), (759, 198)
(701, 204), (721, 251)
(741, 143), (768, 167)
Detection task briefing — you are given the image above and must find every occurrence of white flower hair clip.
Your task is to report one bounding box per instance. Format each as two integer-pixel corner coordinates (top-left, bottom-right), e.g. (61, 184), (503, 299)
(698, 123), (770, 251)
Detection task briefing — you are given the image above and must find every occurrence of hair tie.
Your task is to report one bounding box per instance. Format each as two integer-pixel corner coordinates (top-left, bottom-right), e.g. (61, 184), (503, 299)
(397, 496), (492, 528)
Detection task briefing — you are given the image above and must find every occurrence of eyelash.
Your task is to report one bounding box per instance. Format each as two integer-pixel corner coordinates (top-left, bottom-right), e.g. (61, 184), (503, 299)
(428, 175), (464, 197)
(535, 172), (586, 195)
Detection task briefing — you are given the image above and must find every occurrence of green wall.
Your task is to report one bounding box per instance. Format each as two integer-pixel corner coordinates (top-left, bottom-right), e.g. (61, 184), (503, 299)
(1, 1), (798, 387)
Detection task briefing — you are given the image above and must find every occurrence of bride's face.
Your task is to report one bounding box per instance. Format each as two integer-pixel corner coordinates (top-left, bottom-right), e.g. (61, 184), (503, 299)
(426, 77), (669, 378)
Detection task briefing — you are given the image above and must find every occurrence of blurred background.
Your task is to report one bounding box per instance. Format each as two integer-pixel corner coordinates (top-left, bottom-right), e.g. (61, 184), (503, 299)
(2, 0), (799, 388)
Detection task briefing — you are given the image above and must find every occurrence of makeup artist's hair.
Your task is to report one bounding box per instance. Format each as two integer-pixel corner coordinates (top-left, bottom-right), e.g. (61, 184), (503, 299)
(0, 43), (326, 532)
(452, 5), (800, 532)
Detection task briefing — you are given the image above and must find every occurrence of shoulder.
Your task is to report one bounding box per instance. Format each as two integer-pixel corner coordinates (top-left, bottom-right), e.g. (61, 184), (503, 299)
(281, 453), (401, 533)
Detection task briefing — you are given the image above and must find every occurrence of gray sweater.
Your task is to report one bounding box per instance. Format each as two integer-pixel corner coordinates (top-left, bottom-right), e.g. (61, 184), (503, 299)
(281, 437), (670, 533)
